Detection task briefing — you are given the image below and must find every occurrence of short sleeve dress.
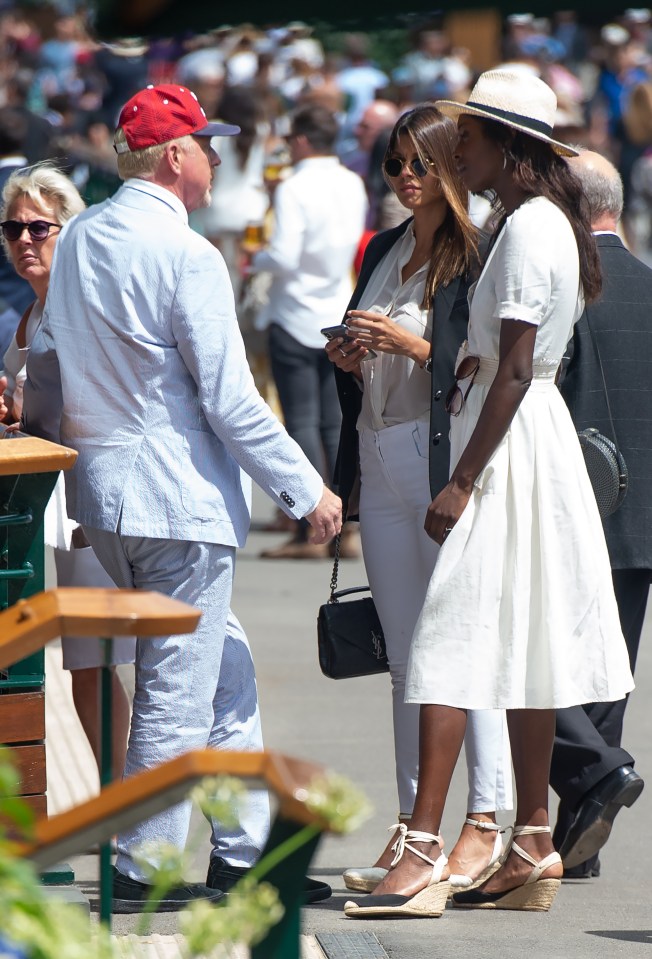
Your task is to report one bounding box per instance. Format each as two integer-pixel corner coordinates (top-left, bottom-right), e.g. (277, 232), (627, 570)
(405, 197), (634, 710)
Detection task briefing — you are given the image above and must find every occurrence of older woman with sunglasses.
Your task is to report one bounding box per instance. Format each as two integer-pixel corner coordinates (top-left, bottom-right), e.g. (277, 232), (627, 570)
(344, 72), (633, 920)
(0, 164), (135, 779)
(326, 104), (513, 897)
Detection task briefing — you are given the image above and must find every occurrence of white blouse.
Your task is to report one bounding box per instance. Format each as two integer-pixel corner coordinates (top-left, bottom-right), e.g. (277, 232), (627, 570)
(2, 300), (42, 421)
(356, 226), (432, 431)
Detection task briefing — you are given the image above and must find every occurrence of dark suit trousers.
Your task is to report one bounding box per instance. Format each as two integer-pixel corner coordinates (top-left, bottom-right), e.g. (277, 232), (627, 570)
(551, 568), (649, 813)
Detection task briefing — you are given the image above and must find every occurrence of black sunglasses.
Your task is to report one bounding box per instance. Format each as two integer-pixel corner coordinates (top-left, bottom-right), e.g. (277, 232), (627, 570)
(1, 219), (61, 242)
(384, 156), (433, 179)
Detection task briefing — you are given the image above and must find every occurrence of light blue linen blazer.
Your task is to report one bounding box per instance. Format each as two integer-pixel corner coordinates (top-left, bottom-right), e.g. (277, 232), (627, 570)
(23, 179), (323, 547)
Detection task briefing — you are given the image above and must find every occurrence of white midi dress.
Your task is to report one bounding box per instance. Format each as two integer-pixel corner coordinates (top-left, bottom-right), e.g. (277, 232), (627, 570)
(405, 197), (634, 710)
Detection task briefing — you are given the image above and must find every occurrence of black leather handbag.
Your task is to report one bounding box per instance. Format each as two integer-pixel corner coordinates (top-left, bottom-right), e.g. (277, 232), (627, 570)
(577, 311), (628, 518)
(317, 534), (389, 680)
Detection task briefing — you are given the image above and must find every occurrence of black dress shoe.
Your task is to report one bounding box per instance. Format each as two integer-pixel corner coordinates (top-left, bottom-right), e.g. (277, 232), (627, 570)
(559, 766), (644, 870)
(207, 855), (332, 903)
(111, 865), (225, 914)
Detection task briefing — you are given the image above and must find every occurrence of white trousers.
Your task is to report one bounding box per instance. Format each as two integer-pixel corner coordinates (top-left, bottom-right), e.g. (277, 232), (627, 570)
(358, 419), (513, 815)
(85, 527), (269, 881)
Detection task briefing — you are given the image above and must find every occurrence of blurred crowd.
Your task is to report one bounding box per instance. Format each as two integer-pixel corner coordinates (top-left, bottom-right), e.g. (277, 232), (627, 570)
(5, 6), (652, 339)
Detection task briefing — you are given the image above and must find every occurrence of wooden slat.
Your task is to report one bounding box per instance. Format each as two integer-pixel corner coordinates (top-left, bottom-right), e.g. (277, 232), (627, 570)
(0, 589), (201, 670)
(20, 795), (47, 817)
(0, 691), (45, 743)
(8, 743), (46, 794)
(0, 794), (47, 837)
(17, 749), (330, 870)
(0, 434), (78, 475)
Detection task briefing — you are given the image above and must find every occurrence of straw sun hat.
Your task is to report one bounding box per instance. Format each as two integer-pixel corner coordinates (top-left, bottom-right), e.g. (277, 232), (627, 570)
(436, 69), (578, 158)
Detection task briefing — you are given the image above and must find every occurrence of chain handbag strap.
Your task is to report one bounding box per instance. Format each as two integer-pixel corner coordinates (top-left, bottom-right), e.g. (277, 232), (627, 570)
(328, 532), (341, 600)
(584, 307), (621, 454)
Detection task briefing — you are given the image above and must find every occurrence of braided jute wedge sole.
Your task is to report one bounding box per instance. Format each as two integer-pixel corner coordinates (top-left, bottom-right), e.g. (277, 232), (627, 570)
(448, 818), (504, 897)
(344, 826), (449, 919)
(452, 825), (562, 912)
(345, 878), (451, 918)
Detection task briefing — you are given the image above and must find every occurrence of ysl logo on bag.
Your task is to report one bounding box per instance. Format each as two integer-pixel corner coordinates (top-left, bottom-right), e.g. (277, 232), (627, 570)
(372, 631), (385, 660)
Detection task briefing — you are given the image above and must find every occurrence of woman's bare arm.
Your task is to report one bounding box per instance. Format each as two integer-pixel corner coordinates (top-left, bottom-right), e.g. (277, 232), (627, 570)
(424, 318), (537, 543)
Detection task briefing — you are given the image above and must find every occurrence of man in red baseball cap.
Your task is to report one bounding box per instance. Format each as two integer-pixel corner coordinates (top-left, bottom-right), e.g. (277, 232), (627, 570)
(112, 83), (240, 212)
(28, 83), (342, 912)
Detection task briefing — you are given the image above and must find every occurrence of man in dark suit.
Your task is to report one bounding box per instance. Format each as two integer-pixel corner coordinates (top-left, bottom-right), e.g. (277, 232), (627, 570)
(550, 149), (650, 876)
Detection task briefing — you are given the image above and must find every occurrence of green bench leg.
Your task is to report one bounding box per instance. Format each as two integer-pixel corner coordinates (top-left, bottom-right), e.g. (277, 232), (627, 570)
(251, 815), (323, 959)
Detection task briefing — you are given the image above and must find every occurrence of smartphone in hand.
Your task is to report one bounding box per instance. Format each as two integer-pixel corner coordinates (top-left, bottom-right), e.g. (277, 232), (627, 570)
(321, 323), (354, 342)
(320, 323), (376, 359)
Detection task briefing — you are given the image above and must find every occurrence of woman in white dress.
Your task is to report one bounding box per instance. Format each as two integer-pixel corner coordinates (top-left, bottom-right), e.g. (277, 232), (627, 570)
(344, 71), (634, 920)
(326, 105), (513, 896)
(0, 164), (135, 778)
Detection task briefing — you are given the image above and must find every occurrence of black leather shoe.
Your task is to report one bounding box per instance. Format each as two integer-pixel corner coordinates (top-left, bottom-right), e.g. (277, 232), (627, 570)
(207, 856), (332, 903)
(559, 766), (644, 870)
(112, 865), (225, 914)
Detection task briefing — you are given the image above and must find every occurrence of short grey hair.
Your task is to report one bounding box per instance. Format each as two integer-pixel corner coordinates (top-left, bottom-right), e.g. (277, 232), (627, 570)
(572, 151), (624, 223)
(1, 163), (85, 224)
(1, 163), (86, 251)
(114, 127), (193, 180)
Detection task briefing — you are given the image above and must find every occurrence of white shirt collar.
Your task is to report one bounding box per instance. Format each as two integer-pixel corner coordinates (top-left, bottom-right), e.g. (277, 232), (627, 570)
(592, 230), (619, 237)
(124, 178), (189, 223)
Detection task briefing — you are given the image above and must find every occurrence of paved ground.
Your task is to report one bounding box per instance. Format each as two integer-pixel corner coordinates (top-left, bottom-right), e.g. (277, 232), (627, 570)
(52, 486), (652, 957)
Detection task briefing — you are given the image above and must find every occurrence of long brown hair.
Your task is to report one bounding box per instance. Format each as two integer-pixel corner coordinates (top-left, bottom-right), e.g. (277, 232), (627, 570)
(477, 118), (602, 303)
(384, 104), (478, 308)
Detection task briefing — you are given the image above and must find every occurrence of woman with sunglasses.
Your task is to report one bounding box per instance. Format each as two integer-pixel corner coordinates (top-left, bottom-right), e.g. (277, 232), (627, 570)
(325, 104), (513, 898)
(0, 164), (135, 780)
(344, 72), (633, 920)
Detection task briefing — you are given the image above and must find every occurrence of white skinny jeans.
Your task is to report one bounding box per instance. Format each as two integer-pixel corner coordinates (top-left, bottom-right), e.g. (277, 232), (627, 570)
(358, 418), (513, 816)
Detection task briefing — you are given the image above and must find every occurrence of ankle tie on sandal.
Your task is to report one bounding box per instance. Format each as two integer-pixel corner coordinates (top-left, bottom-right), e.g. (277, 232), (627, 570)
(500, 824), (562, 882)
(389, 822), (444, 869)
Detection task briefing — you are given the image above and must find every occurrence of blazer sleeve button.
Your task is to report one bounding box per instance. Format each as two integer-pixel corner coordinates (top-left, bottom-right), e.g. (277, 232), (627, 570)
(432, 433), (442, 446)
(434, 390), (443, 400)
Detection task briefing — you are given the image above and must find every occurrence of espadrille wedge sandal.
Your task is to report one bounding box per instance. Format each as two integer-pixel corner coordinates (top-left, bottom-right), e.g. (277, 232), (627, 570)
(449, 818), (504, 890)
(451, 825), (562, 912)
(344, 824), (450, 918)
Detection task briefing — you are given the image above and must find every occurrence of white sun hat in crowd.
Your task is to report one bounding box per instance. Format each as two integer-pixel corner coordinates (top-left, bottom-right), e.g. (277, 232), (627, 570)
(435, 69), (578, 158)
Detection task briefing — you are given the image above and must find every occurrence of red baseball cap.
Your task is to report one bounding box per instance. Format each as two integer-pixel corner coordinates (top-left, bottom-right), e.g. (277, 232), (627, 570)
(114, 83), (240, 153)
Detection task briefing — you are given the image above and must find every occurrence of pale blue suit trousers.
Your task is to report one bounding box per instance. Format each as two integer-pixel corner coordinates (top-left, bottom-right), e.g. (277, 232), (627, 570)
(86, 526), (269, 882)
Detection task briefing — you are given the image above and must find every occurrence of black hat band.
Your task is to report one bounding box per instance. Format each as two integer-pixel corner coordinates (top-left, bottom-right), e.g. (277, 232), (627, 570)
(466, 101), (553, 137)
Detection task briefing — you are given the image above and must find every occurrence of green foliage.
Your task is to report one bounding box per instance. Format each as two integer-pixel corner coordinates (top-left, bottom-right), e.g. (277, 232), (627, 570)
(190, 775), (248, 830)
(312, 22), (410, 74)
(302, 771), (374, 833)
(180, 877), (284, 955)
